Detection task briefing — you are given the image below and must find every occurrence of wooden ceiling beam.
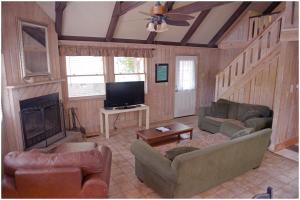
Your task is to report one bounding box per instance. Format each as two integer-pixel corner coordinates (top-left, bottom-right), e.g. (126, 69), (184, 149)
(58, 35), (217, 48)
(55, 2), (67, 37)
(169, 2), (231, 14)
(181, 9), (211, 46)
(106, 2), (122, 42)
(263, 2), (281, 15)
(146, 1), (175, 44)
(106, 2), (145, 42)
(208, 2), (251, 47)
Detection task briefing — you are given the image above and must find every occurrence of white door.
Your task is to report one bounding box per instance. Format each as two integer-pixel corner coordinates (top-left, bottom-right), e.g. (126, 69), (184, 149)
(174, 56), (197, 118)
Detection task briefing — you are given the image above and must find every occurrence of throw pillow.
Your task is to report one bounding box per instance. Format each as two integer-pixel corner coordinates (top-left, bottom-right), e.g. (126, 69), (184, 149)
(165, 146), (199, 161)
(241, 110), (262, 122)
(231, 128), (254, 139)
(211, 102), (229, 118)
(244, 117), (273, 131)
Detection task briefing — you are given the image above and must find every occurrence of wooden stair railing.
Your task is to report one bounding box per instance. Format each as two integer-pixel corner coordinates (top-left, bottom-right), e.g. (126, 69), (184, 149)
(248, 12), (280, 40)
(215, 14), (283, 101)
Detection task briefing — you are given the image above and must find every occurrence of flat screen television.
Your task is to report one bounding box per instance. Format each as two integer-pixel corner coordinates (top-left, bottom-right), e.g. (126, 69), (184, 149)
(105, 81), (144, 108)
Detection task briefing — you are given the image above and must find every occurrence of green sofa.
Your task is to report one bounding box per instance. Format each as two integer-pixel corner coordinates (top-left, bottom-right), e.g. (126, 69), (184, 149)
(130, 128), (272, 198)
(198, 99), (273, 137)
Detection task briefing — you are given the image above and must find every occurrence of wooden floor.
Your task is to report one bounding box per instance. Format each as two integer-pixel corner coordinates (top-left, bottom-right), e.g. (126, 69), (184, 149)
(87, 116), (299, 198)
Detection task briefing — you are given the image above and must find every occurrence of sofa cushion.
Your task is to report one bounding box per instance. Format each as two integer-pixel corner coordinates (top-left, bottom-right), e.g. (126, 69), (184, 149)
(227, 101), (240, 119)
(165, 146), (199, 161)
(4, 149), (104, 177)
(231, 128), (254, 139)
(220, 120), (246, 137)
(211, 102), (229, 118)
(205, 116), (228, 124)
(240, 110), (263, 122)
(244, 117), (273, 131)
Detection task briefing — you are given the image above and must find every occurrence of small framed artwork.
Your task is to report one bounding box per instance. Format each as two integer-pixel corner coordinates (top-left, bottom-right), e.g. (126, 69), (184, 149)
(155, 63), (168, 83)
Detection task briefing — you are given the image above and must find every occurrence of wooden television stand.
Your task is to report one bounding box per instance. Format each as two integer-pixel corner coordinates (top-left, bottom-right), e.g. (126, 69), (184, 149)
(99, 104), (149, 139)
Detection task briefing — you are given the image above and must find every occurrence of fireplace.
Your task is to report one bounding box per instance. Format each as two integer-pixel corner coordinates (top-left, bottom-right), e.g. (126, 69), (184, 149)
(19, 93), (66, 150)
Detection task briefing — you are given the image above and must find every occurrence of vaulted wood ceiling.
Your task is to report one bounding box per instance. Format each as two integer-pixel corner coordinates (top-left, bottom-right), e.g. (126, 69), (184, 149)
(37, 1), (280, 48)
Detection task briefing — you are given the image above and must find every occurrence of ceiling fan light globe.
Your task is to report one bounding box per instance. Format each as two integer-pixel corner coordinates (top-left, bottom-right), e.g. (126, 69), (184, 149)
(147, 22), (155, 32)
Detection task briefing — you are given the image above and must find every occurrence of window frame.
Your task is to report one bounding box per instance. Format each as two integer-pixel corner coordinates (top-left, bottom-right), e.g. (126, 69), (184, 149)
(65, 56), (106, 100)
(113, 57), (148, 93)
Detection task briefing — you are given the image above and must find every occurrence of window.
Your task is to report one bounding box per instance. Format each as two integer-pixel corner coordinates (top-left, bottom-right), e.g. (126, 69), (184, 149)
(66, 56), (105, 97)
(114, 57), (145, 82)
(176, 57), (196, 91)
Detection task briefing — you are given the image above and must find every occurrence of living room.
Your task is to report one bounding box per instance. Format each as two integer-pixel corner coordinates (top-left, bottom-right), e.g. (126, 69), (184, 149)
(1, 1), (299, 198)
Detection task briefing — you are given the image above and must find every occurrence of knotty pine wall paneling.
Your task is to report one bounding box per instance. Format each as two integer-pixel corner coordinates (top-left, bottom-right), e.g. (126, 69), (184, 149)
(2, 2), (61, 85)
(2, 2), (63, 152)
(59, 41), (222, 135)
(271, 41), (298, 151)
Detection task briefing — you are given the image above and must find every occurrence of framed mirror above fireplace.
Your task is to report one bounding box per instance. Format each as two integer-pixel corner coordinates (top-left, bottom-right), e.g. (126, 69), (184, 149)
(18, 20), (51, 79)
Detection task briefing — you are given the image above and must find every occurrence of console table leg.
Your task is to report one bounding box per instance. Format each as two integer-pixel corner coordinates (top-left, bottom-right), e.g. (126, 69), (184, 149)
(105, 114), (109, 139)
(100, 112), (104, 135)
(190, 131), (193, 139)
(138, 110), (142, 128)
(145, 108), (149, 129)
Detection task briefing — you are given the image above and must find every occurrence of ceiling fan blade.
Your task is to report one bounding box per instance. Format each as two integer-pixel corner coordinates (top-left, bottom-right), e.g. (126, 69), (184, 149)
(165, 19), (190, 26)
(165, 13), (195, 21)
(139, 11), (153, 16)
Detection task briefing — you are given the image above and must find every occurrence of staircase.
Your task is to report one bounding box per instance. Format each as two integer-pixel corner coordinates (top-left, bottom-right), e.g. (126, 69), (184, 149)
(214, 13), (283, 108)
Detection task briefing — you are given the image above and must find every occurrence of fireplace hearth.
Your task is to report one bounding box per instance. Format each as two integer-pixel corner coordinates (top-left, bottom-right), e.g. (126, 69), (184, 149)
(20, 93), (66, 150)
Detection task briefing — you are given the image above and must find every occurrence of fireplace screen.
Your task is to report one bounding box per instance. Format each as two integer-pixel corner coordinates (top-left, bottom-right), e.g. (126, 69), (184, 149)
(20, 93), (65, 149)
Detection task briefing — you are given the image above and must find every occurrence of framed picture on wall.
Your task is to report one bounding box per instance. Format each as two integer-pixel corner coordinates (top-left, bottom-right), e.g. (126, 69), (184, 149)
(155, 63), (168, 83)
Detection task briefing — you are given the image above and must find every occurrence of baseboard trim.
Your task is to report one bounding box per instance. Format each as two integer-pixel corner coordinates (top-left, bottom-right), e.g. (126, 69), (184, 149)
(274, 137), (299, 151)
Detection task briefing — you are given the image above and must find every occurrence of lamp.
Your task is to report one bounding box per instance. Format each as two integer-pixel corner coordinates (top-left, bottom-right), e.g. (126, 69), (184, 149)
(147, 20), (168, 32)
(147, 22), (155, 32)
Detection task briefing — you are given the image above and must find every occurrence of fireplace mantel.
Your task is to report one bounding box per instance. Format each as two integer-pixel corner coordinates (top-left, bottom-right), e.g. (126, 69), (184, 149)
(6, 79), (65, 89)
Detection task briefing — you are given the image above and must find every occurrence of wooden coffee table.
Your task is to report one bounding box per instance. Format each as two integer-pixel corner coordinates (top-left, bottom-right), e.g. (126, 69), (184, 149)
(137, 122), (193, 145)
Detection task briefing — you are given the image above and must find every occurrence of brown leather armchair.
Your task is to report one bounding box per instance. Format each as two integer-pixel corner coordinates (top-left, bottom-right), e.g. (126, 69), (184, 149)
(2, 142), (112, 198)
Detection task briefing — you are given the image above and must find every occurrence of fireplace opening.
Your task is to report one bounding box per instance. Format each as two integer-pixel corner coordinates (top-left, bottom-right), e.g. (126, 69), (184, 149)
(20, 93), (66, 150)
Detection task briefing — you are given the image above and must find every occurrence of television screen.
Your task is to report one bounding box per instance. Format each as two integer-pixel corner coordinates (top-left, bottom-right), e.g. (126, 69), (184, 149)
(105, 81), (144, 108)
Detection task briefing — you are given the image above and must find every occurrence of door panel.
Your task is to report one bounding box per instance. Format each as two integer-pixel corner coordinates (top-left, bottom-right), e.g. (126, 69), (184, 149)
(174, 56), (197, 118)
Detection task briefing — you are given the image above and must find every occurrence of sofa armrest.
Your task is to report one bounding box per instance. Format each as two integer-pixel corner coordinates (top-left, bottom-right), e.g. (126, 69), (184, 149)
(81, 174), (108, 198)
(198, 106), (211, 128)
(2, 174), (18, 198)
(244, 117), (273, 131)
(199, 106), (211, 118)
(14, 168), (82, 198)
(130, 140), (176, 182)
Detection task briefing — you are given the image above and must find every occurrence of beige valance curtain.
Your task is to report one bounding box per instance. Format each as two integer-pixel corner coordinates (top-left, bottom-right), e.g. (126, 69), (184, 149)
(59, 45), (153, 58)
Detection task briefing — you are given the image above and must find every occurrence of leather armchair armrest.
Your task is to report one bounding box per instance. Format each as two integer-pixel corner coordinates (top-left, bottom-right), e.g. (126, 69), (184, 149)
(98, 145), (112, 186)
(15, 168), (82, 198)
(81, 173), (109, 198)
(2, 174), (18, 198)
(130, 140), (176, 182)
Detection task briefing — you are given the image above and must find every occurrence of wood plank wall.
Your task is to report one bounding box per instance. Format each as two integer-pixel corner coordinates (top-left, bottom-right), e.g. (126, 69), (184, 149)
(59, 42), (222, 135)
(271, 42), (298, 150)
(1, 2), (63, 152)
(2, 2), (61, 86)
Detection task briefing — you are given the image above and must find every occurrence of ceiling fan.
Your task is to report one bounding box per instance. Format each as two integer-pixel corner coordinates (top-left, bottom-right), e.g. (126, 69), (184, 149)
(140, 2), (195, 33)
